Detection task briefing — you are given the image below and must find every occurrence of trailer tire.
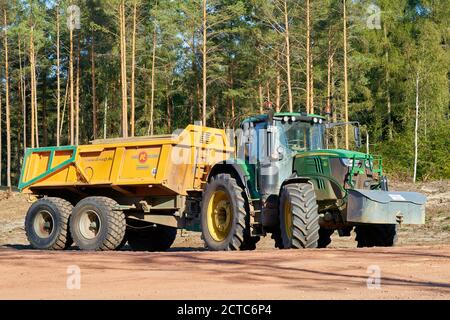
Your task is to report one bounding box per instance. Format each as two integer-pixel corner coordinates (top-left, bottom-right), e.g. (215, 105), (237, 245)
(276, 183), (320, 249)
(355, 224), (397, 247)
(70, 197), (126, 251)
(201, 173), (250, 251)
(127, 224), (177, 252)
(25, 197), (73, 250)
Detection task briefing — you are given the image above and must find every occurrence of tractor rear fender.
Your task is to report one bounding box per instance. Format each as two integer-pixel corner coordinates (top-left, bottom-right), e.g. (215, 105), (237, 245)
(280, 177), (313, 192)
(207, 162), (254, 197)
(207, 161), (264, 235)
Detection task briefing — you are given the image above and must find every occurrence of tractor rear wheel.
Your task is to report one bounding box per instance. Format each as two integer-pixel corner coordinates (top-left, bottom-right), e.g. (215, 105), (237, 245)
(201, 173), (258, 251)
(276, 183), (320, 249)
(25, 197), (73, 250)
(127, 224), (177, 252)
(70, 197), (126, 251)
(355, 224), (398, 247)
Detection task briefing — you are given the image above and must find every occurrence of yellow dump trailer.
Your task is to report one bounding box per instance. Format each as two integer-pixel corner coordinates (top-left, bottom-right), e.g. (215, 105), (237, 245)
(20, 125), (234, 251)
(20, 125), (233, 195)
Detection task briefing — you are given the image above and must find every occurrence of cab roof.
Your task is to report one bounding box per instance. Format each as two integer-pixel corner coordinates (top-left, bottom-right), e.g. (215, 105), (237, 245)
(242, 112), (326, 124)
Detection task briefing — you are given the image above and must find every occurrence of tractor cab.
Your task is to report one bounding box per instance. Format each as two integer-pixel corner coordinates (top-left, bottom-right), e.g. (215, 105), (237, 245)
(239, 112), (363, 199)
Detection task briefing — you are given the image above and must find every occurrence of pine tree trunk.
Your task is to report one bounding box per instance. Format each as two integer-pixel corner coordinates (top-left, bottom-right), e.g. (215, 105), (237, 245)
(149, 28), (157, 136)
(306, 0), (311, 114)
(69, 26), (74, 144)
(192, 32), (201, 121)
(343, 0), (349, 149)
(202, 0), (207, 125)
(42, 71), (49, 146)
(76, 33), (80, 145)
(91, 32), (97, 140)
(212, 101), (216, 128)
(276, 53), (281, 112)
(413, 72), (420, 183)
(130, 1), (137, 137)
(29, 27), (36, 148)
(120, 1), (128, 138)
(166, 79), (172, 133)
(103, 97), (108, 140)
(34, 48), (39, 148)
(19, 38), (27, 153)
(3, 9), (11, 189)
(60, 79), (69, 140)
(56, 5), (61, 146)
(384, 24), (393, 140)
(258, 66), (263, 114)
(229, 63), (235, 122)
(283, 0), (293, 113)
(326, 29), (333, 115)
(331, 57), (338, 149)
(196, 81), (202, 121)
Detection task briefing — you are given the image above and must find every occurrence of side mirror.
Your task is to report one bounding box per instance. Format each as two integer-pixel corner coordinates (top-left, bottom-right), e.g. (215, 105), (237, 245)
(354, 126), (361, 149)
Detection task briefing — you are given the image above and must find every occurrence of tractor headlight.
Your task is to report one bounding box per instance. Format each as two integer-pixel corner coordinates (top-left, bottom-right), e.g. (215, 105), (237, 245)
(341, 158), (361, 167)
(313, 118), (319, 123)
(283, 116), (290, 123)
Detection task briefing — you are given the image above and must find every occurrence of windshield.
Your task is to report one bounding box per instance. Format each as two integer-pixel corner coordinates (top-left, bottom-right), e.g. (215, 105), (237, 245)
(276, 121), (325, 152)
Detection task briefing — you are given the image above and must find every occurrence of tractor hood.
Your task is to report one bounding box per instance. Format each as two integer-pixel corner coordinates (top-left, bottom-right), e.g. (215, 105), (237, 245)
(292, 148), (384, 197)
(293, 149), (370, 160)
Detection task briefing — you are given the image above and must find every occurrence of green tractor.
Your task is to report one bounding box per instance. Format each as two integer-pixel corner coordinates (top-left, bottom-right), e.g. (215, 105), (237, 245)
(200, 112), (426, 250)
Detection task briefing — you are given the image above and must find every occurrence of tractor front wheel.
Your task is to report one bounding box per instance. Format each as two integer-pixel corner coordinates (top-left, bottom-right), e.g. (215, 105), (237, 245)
(276, 183), (320, 249)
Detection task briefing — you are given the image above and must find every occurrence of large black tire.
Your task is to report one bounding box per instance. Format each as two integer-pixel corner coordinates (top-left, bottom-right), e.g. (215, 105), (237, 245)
(201, 173), (258, 251)
(25, 197), (73, 250)
(127, 224), (177, 252)
(70, 197), (126, 251)
(276, 183), (320, 249)
(354, 224), (398, 248)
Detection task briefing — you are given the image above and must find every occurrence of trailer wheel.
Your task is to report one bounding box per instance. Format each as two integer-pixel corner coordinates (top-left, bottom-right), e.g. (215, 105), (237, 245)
(25, 197), (73, 250)
(276, 183), (320, 249)
(127, 224), (177, 252)
(355, 224), (397, 248)
(201, 174), (251, 251)
(70, 197), (126, 251)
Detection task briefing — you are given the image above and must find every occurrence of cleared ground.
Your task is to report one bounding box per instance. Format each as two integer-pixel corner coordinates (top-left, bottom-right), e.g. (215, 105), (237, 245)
(0, 245), (448, 299)
(0, 180), (448, 299)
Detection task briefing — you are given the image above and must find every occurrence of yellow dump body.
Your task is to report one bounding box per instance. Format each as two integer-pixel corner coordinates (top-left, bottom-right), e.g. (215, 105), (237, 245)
(19, 125), (234, 196)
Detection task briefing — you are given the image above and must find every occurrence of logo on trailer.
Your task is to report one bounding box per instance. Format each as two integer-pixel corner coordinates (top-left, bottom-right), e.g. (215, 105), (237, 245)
(138, 152), (148, 164)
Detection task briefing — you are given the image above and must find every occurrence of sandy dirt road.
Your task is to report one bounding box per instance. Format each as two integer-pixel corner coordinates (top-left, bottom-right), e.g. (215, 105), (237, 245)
(0, 245), (449, 300)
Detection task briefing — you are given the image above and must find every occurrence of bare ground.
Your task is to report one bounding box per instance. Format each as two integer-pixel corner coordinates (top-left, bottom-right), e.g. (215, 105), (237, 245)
(0, 180), (448, 299)
(0, 245), (448, 299)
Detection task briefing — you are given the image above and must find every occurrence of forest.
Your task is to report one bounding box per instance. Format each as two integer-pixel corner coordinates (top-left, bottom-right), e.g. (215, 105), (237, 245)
(0, 0), (448, 188)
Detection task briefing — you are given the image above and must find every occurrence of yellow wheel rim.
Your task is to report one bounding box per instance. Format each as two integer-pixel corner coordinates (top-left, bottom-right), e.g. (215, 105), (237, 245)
(284, 200), (293, 240)
(207, 190), (233, 242)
